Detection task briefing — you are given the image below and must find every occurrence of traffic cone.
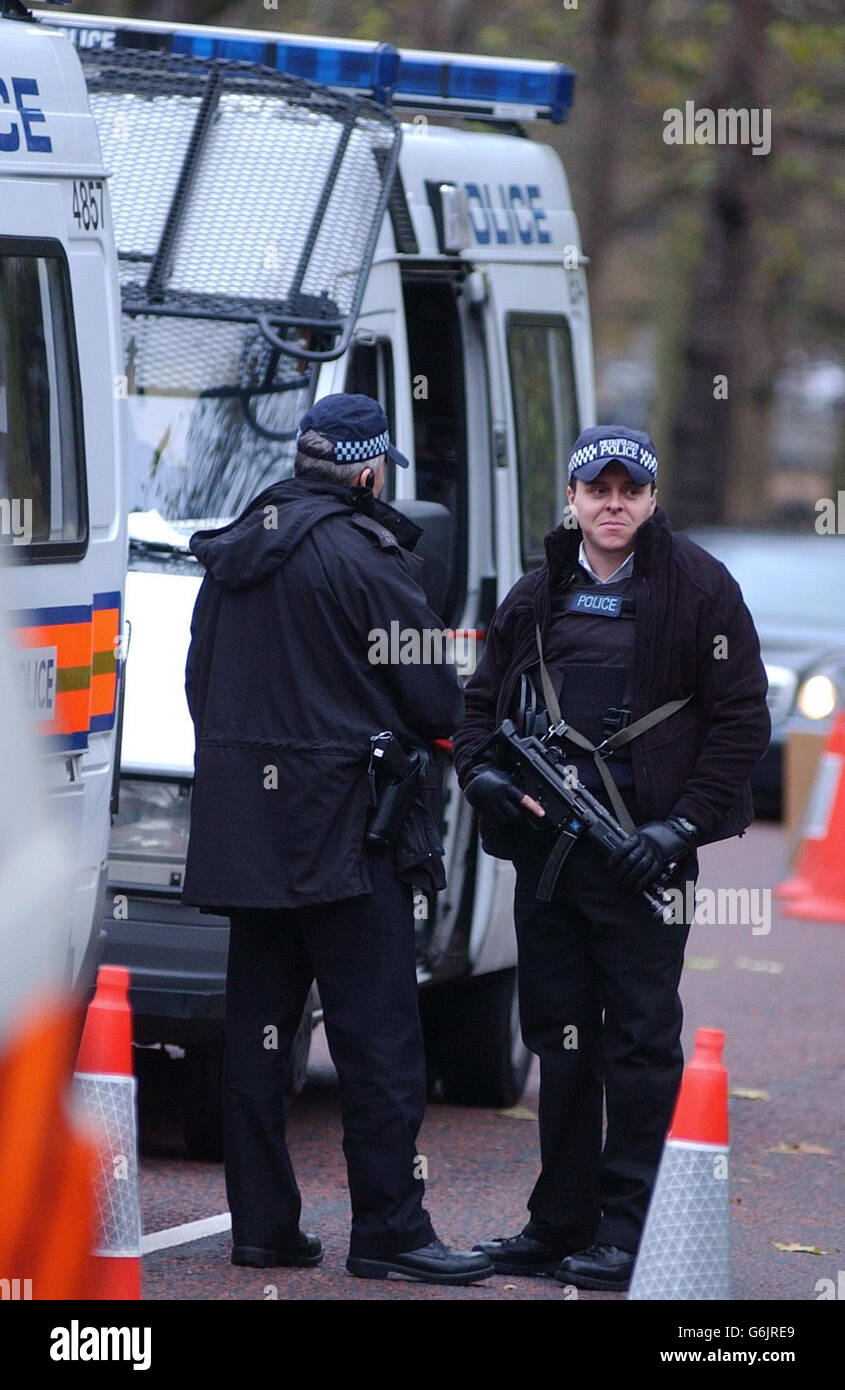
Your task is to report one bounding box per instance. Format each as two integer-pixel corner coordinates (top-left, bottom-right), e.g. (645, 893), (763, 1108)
(777, 712), (845, 923)
(629, 1027), (730, 1300)
(0, 992), (101, 1299)
(73, 966), (141, 1299)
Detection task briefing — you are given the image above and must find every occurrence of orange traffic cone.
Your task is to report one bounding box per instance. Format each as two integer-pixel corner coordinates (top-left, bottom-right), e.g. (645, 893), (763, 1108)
(778, 711), (845, 923)
(629, 1027), (730, 1299)
(73, 966), (141, 1299)
(0, 993), (101, 1299)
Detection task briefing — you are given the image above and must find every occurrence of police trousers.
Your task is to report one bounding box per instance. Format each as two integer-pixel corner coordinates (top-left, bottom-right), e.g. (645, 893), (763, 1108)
(512, 831), (697, 1253)
(223, 843), (435, 1261)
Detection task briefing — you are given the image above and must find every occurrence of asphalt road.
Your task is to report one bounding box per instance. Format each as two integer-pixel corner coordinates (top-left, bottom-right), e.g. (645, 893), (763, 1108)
(137, 823), (843, 1302)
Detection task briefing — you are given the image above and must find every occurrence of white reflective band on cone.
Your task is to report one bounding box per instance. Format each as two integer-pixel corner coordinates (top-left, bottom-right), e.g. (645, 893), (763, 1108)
(72, 1073), (142, 1258)
(629, 1140), (730, 1301)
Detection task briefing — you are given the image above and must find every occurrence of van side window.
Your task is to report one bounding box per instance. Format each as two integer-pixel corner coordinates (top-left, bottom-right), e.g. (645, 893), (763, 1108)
(0, 240), (87, 560)
(507, 315), (579, 569)
(344, 337), (395, 498)
(402, 276), (468, 627)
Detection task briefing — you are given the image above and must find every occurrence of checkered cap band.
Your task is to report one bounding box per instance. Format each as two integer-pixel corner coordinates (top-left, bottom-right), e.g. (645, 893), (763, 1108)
(330, 430), (390, 462)
(568, 442), (599, 475)
(568, 439), (658, 479)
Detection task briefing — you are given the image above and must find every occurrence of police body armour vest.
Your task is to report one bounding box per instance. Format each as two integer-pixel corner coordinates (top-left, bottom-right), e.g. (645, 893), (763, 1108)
(542, 569), (637, 752)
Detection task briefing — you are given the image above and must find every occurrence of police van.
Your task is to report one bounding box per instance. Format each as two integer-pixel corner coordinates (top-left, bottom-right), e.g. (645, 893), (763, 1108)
(51, 10), (595, 1154)
(0, 1), (126, 998)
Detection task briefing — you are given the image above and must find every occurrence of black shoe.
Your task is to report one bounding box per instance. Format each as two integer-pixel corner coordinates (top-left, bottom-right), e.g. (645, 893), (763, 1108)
(473, 1231), (578, 1276)
(232, 1230), (322, 1268)
(347, 1238), (495, 1286)
(554, 1243), (634, 1291)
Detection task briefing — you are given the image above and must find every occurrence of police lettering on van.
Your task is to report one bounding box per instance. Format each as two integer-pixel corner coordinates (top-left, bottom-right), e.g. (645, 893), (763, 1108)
(0, 74), (52, 152)
(464, 183), (551, 246)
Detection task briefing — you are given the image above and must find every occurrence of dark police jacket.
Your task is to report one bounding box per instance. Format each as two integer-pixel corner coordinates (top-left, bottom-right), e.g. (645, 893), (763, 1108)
(452, 507), (771, 859)
(182, 477), (464, 909)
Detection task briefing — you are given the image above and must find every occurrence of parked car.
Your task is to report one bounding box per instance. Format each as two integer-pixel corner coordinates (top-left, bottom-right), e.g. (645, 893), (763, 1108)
(686, 528), (845, 818)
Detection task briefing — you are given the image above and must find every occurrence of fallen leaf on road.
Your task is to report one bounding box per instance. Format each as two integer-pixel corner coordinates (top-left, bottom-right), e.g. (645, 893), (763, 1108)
(773, 1242), (827, 1254)
(497, 1106), (537, 1121)
(684, 956), (720, 970)
(767, 1142), (832, 1155)
(735, 957), (783, 974)
(729, 1087), (770, 1101)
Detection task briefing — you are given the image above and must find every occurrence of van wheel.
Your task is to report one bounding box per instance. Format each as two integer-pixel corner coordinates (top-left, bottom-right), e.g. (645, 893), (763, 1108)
(182, 1004), (313, 1160)
(422, 967), (531, 1108)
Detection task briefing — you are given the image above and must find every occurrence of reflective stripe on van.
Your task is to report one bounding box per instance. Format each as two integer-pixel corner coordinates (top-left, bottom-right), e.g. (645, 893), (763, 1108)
(9, 591), (121, 751)
(90, 591), (121, 733)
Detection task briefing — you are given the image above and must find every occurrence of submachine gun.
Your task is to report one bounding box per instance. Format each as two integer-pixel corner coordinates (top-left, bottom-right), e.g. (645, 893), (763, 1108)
(475, 719), (676, 916)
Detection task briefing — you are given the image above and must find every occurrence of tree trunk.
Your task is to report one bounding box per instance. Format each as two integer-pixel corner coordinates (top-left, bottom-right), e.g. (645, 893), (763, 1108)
(667, 0), (772, 527)
(574, 0), (652, 278)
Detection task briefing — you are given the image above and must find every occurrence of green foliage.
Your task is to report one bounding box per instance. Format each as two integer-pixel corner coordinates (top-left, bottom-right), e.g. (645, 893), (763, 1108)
(353, 9), (392, 41)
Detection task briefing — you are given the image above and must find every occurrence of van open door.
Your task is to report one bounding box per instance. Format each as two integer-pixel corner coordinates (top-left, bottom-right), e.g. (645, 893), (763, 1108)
(483, 260), (593, 591)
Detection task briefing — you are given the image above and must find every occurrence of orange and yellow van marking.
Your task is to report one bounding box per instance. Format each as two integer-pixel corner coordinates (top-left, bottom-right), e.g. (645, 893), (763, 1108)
(9, 592), (121, 752)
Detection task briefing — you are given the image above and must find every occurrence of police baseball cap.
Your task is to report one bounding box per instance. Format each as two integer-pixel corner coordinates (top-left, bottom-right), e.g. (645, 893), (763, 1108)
(568, 425), (658, 486)
(297, 393), (410, 468)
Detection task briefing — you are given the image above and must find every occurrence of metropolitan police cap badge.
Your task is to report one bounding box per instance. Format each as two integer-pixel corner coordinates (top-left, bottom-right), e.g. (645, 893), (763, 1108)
(568, 425), (658, 486)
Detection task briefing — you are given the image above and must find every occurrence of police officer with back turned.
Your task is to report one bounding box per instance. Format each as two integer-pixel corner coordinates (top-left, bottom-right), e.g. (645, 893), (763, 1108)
(182, 393), (493, 1286)
(454, 425), (770, 1291)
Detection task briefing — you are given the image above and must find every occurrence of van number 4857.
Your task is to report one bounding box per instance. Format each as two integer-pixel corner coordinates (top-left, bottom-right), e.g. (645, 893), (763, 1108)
(72, 179), (105, 231)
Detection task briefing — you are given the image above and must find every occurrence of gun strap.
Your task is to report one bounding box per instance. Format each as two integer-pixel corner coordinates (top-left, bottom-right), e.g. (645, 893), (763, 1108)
(534, 622), (693, 836)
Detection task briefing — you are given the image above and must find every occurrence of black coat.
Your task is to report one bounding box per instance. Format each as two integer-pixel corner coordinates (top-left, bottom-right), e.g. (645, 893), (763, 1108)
(182, 477), (464, 909)
(452, 507), (771, 858)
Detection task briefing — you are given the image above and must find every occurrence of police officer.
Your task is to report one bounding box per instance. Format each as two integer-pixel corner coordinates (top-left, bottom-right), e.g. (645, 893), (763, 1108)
(453, 425), (771, 1291)
(182, 394), (493, 1286)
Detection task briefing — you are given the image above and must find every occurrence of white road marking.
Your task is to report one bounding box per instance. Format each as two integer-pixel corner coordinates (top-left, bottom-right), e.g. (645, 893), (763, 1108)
(141, 1212), (232, 1254)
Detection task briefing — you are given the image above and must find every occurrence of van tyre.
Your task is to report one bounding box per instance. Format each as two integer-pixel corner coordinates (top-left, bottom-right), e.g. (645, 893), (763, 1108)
(422, 967), (531, 1108)
(182, 1003), (313, 1160)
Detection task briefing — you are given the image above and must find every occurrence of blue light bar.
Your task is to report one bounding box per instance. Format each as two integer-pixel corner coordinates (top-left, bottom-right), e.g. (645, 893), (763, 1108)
(44, 15), (400, 105)
(170, 33), (400, 105)
(46, 14), (575, 122)
(395, 48), (575, 123)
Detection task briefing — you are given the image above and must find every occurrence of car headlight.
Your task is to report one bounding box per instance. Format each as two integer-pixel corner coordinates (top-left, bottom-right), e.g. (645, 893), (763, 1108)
(796, 674), (837, 721)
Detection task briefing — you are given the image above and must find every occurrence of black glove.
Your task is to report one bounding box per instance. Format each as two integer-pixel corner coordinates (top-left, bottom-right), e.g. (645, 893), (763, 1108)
(607, 817), (698, 893)
(464, 767), (525, 826)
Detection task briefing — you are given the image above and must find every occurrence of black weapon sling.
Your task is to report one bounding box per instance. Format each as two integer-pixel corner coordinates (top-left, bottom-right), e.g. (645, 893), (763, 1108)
(534, 623), (693, 835)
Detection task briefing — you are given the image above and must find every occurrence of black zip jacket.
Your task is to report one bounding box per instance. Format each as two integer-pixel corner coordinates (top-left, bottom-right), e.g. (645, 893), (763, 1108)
(182, 477), (464, 909)
(452, 507), (771, 858)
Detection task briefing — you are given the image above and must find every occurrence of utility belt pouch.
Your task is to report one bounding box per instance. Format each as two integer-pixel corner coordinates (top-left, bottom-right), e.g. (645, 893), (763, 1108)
(366, 732), (421, 847)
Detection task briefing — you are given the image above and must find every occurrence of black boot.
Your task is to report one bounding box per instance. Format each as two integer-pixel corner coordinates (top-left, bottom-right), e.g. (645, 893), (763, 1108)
(347, 1238), (494, 1286)
(474, 1231), (578, 1276)
(232, 1230), (322, 1268)
(554, 1243), (634, 1292)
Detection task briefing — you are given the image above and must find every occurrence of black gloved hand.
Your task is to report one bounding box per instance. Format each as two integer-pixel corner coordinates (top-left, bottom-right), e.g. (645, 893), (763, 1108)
(464, 767), (526, 826)
(606, 817), (698, 893)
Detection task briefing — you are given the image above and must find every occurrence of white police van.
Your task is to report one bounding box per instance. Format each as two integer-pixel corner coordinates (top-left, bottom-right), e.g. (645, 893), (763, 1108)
(0, 1), (126, 998)
(50, 10), (595, 1154)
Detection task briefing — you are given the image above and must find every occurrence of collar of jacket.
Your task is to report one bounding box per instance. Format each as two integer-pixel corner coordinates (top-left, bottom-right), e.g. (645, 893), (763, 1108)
(347, 485), (424, 552)
(534, 506), (672, 628)
(543, 505), (672, 585)
(198, 475), (424, 551)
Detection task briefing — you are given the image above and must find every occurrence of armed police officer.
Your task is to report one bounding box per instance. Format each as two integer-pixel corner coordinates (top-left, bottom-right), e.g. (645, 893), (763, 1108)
(453, 425), (770, 1291)
(182, 393), (493, 1287)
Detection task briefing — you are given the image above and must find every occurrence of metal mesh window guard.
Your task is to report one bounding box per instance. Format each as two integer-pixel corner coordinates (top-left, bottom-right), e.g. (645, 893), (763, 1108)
(77, 48), (400, 521)
(79, 47), (401, 366)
